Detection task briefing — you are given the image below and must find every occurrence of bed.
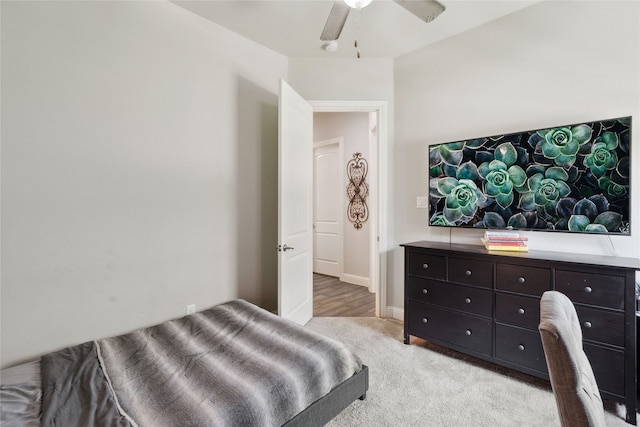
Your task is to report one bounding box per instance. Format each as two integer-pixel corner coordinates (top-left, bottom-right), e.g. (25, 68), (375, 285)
(0, 299), (368, 426)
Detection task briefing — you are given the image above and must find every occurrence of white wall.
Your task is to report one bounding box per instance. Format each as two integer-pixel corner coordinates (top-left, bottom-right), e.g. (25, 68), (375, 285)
(0, 1), (287, 368)
(392, 0), (640, 312)
(314, 112), (371, 283)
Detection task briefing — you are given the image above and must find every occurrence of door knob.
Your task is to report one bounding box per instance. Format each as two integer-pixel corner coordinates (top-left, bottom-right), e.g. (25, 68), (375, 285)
(276, 244), (295, 252)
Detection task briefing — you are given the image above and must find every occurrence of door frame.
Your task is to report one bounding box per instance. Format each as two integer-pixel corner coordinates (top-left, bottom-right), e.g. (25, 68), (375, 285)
(309, 100), (388, 318)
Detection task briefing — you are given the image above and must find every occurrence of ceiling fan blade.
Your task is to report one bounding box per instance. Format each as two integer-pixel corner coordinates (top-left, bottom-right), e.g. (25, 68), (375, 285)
(394, 0), (445, 23)
(320, 1), (351, 41)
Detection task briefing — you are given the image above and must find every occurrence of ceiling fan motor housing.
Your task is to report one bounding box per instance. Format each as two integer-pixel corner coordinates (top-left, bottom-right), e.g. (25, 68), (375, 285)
(343, 0), (373, 9)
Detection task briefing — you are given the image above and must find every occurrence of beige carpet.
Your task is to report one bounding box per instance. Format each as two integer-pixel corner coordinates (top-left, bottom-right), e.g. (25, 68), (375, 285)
(305, 317), (634, 427)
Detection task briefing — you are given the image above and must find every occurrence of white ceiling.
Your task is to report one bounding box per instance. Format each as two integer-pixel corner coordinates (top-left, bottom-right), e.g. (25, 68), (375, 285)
(172, 0), (540, 58)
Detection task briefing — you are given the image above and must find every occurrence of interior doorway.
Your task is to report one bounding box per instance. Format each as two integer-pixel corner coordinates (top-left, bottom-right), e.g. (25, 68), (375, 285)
(276, 83), (387, 322)
(313, 138), (344, 278)
(310, 101), (387, 318)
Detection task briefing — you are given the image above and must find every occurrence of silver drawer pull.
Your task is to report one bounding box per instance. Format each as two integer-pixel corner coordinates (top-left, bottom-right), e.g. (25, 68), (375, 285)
(464, 298), (471, 304)
(465, 270), (472, 276)
(517, 308), (525, 315)
(584, 321), (592, 328)
(423, 263), (429, 269)
(518, 344), (525, 351)
(422, 317), (428, 324)
(584, 286), (593, 293)
(518, 277), (526, 284)
(422, 288), (428, 294)
(465, 329), (472, 336)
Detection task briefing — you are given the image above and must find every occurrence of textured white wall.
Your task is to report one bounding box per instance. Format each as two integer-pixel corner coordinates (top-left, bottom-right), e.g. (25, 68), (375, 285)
(0, 1), (287, 368)
(314, 112), (371, 282)
(392, 0), (640, 311)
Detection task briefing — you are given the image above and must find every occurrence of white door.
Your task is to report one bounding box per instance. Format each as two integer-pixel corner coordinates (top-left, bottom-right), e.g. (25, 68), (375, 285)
(313, 141), (343, 277)
(277, 80), (313, 325)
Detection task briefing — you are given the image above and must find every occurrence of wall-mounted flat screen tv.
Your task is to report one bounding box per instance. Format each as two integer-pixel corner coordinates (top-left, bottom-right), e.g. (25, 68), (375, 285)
(429, 116), (631, 235)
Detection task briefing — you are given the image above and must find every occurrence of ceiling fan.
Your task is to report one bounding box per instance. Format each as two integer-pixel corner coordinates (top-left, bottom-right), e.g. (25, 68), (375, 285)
(320, 0), (446, 54)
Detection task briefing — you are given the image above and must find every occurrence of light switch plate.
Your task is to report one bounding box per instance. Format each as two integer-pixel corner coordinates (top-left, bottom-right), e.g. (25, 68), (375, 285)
(416, 196), (429, 209)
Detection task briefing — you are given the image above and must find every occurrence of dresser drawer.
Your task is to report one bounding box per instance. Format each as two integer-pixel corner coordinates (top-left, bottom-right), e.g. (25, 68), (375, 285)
(407, 277), (492, 317)
(585, 343), (625, 396)
(495, 323), (547, 374)
(575, 306), (624, 348)
(408, 301), (492, 355)
(495, 293), (540, 330)
(448, 257), (493, 289)
(556, 270), (625, 310)
(496, 264), (551, 296)
(407, 252), (445, 280)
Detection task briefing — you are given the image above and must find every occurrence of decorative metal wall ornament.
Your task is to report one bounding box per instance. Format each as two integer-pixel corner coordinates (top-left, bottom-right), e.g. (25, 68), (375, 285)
(346, 152), (369, 229)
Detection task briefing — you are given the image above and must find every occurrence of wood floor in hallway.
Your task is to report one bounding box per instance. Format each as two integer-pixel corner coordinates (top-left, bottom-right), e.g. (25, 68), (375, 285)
(313, 273), (375, 317)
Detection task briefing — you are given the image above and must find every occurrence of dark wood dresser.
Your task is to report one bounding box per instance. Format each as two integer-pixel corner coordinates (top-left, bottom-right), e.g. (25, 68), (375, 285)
(401, 241), (639, 424)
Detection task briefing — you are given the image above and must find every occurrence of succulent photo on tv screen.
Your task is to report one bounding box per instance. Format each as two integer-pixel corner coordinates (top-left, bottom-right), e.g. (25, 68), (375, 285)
(428, 116), (632, 235)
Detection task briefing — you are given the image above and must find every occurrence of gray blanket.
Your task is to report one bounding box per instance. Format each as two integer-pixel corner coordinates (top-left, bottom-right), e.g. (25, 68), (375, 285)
(41, 299), (362, 427)
(41, 342), (134, 427)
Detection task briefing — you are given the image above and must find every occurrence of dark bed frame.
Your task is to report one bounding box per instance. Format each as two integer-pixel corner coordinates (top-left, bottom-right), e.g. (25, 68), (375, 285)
(284, 365), (369, 427)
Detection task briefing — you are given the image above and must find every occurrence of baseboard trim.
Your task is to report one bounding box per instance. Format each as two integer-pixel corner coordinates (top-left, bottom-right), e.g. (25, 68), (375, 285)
(341, 273), (370, 288)
(384, 306), (404, 321)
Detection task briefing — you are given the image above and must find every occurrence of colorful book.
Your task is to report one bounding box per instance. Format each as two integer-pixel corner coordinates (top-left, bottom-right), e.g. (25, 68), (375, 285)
(481, 238), (527, 244)
(482, 240), (527, 247)
(481, 238), (529, 251)
(480, 237), (526, 245)
(484, 230), (521, 239)
(485, 236), (528, 242)
(485, 245), (529, 252)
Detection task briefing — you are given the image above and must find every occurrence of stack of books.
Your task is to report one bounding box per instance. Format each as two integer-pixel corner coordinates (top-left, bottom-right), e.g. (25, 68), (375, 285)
(481, 231), (529, 252)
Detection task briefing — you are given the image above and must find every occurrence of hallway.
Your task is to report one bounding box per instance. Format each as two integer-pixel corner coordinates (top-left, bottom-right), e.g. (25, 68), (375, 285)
(313, 273), (375, 317)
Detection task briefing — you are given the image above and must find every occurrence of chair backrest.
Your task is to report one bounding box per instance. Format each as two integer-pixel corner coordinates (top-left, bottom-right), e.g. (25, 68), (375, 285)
(538, 290), (606, 427)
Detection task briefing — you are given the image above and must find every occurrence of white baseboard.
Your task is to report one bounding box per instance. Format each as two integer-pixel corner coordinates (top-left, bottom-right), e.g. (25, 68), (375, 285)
(384, 305), (404, 321)
(341, 273), (370, 288)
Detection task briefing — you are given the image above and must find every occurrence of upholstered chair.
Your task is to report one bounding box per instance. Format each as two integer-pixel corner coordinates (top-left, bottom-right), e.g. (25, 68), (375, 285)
(538, 290), (606, 427)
